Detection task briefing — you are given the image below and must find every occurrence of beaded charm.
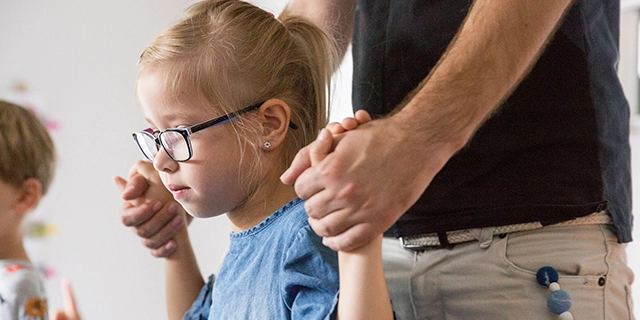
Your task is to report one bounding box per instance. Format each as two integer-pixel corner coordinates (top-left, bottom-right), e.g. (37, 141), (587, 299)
(536, 266), (573, 320)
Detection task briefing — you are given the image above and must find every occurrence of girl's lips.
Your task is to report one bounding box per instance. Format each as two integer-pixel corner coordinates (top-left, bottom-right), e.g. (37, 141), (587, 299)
(167, 184), (190, 199)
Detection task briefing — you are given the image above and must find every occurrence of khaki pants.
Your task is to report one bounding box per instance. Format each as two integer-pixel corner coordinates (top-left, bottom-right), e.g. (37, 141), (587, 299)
(383, 224), (635, 320)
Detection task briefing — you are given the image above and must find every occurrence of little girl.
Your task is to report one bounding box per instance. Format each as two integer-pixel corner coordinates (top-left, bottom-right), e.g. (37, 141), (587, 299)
(127, 0), (393, 319)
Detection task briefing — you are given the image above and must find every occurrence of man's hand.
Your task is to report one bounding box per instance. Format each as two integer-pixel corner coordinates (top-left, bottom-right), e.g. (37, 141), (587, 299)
(283, 109), (450, 252)
(114, 160), (189, 258)
(281, 110), (444, 252)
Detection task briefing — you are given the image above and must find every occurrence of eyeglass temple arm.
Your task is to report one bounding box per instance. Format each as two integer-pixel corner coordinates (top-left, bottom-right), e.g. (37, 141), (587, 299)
(190, 101), (298, 132)
(189, 101), (263, 132)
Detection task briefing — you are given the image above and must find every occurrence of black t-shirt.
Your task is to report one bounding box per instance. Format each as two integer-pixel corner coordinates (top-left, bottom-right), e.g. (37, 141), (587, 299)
(352, 0), (632, 242)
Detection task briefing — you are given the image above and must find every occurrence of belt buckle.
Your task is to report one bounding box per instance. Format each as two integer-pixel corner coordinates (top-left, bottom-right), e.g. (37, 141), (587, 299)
(400, 236), (426, 250)
(400, 235), (453, 250)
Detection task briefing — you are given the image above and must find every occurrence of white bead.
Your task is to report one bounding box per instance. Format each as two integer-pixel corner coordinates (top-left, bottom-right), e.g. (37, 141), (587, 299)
(558, 311), (573, 320)
(549, 282), (561, 291)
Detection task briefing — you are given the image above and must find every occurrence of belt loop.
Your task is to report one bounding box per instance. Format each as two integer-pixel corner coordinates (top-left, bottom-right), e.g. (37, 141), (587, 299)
(469, 227), (494, 249)
(437, 232), (454, 249)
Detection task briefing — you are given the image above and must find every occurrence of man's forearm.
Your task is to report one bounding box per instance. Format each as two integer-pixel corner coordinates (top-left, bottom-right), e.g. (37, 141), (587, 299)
(287, 0), (356, 61)
(396, 0), (575, 156)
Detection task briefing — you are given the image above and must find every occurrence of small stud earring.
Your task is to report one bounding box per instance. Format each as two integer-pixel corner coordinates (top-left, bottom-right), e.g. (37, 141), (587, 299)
(263, 141), (271, 149)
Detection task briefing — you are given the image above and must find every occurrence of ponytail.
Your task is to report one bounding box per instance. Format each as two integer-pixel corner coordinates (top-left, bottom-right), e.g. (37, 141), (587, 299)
(277, 7), (340, 141)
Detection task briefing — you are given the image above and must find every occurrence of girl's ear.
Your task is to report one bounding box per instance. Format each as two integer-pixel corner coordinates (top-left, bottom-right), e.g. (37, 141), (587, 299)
(14, 178), (42, 215)
(258, 98), (291, 150)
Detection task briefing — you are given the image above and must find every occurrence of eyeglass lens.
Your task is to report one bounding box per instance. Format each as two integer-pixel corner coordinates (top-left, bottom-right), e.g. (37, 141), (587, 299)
(133, 130), (193, 162)
(133, 132), (159, 161)
(160, 131), (190, 161)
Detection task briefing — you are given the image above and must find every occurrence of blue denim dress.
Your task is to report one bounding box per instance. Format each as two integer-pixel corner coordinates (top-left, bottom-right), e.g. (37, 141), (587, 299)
(184, 198), (339, 320)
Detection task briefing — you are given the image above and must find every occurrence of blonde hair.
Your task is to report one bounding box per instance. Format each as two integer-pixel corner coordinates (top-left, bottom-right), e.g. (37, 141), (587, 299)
(0, 100), (57, 195)
(137, 0), (338, 171)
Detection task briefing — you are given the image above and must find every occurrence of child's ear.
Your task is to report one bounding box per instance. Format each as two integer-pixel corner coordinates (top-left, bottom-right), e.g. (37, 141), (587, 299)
(14, 178), (42, 215)
(258, 98), (291, 150)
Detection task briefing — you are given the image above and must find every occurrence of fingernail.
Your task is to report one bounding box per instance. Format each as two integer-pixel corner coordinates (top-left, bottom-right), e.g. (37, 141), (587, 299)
(165, 241), (175, 251)
(280, 169), (290, 181)
(152, 201), (162, 212)
(317, 129), (329, 140)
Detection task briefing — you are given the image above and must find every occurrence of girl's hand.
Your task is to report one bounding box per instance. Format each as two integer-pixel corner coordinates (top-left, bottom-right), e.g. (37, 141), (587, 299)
(282, 110), (373, 180)
(325, 110), (372, 134)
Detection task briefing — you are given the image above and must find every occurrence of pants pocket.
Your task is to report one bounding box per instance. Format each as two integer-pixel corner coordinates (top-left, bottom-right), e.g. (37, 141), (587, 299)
(500, 224), (633, 319)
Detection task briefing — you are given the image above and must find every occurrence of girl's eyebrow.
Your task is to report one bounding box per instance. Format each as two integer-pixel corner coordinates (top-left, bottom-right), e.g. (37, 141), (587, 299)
(144, 113), (184, 129)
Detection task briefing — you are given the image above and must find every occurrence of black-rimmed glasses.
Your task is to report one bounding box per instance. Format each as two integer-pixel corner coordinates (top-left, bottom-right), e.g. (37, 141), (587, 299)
(133, 101), (299, 162)
(132, 101), (262, 162)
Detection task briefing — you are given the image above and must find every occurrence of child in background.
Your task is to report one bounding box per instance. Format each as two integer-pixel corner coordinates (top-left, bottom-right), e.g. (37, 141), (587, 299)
(0, 100), (55, 320)
(0, 100), (81, 320)
(118, 0), (393, 319)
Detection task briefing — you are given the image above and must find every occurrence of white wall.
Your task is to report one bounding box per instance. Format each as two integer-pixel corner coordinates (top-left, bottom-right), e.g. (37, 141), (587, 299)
(0, 1), (352, 319)
(2, 0), (638, 319)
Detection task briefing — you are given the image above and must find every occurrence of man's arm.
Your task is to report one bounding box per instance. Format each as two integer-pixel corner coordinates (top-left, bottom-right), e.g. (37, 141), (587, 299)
(396, 0), (575, 153)
(287, 0), (356, 62)
(284, 0), (576, 251)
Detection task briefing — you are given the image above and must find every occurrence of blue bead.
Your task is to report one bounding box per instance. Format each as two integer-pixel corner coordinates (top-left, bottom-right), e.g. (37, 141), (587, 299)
(536, 266), (559, 288)
(547, 290), (572, 314)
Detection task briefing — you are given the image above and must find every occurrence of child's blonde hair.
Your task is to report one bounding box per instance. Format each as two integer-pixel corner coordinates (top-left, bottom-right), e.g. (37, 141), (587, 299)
(137, 0), (338, 171)
(0, 100), (57, 194)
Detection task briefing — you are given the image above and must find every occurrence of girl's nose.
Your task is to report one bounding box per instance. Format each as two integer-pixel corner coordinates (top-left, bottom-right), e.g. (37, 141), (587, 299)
(153, 148), (178, 173)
